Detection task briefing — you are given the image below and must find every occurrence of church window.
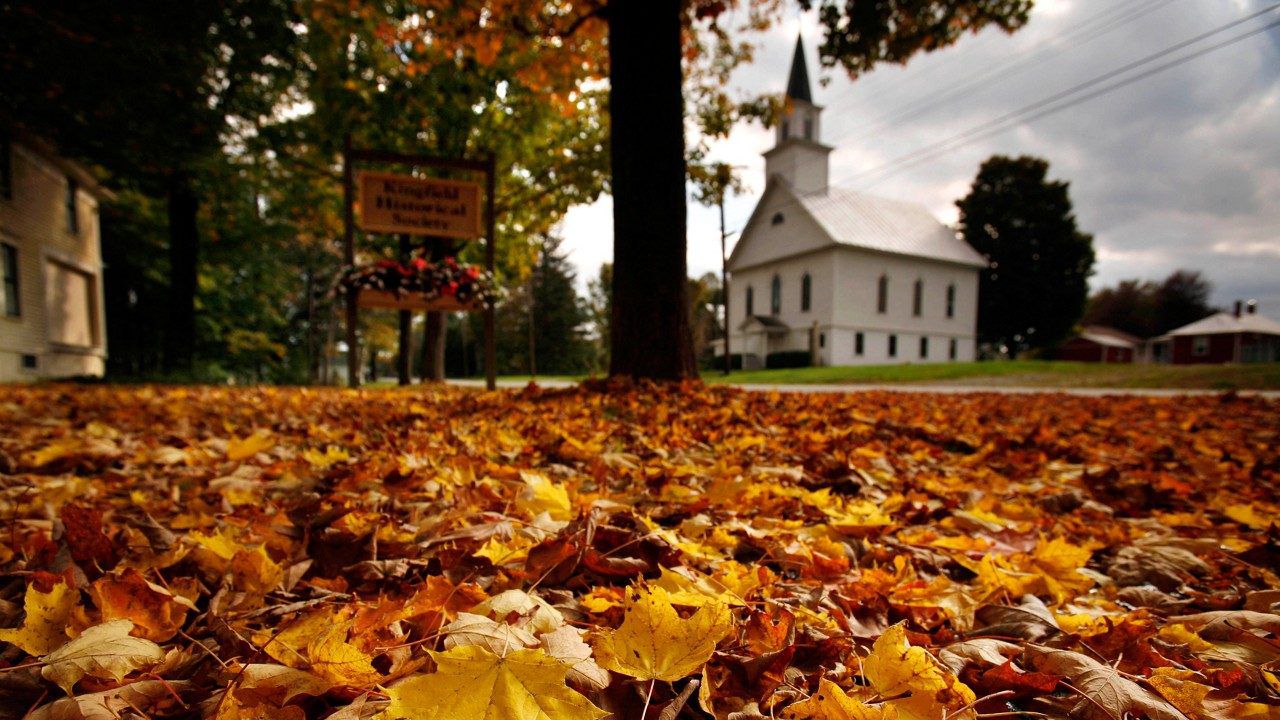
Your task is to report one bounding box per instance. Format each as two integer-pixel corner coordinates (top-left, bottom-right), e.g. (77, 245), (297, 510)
(912, 279), (923, 317)
(745, 286), (754, 316)
(804, 118), (813, 140)
(770, 275), (781, 315)
(782, 120), (790, 139)
(888, 334), (897, 358)
(771, 212), (784, 226)
(800, 273), (811, 312)
(819, 333), (825, 348)
(949, 338), (958, 360)
(946, 284), (956, 318)
(919, 337), (929, 359)
(877, 275), (888, 314)
(855, 332), (864, 356)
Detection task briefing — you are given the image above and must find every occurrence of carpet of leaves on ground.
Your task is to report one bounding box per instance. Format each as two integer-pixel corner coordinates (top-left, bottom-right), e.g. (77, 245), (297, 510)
(0, 383), (1278, 720)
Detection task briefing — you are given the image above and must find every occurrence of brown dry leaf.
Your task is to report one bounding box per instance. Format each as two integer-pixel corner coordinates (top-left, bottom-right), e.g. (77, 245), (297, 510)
(28, 679), (189, 720)
(1023, 645), (1188, 720)
(88, 568), (192, 641)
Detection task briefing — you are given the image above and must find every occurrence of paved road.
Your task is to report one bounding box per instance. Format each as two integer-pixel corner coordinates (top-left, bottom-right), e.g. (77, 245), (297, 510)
(447, 378), (1280, 398)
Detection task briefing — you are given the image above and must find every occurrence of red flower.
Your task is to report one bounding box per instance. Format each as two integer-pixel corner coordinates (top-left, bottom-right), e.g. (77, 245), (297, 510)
(444, 282), (459, 296)
(411, 258), (428, 271)
(375, 259), (397, 269)
(465, 267), (480, 280)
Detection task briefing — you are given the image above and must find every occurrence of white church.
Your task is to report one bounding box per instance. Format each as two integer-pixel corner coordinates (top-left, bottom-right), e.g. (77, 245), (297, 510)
(725, 37), (986, 368)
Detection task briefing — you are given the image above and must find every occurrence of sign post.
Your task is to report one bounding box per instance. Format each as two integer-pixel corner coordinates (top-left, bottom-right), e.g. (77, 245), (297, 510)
(341, 141), (498, 390)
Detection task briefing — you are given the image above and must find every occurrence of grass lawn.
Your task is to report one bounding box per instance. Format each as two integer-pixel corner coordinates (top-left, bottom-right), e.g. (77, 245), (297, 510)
(703, 360), (1280, 390)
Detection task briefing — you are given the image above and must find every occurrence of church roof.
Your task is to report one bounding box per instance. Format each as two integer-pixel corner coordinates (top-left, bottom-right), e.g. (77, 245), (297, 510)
(793, 185), (988, 268)
(786, 35), (813, 103)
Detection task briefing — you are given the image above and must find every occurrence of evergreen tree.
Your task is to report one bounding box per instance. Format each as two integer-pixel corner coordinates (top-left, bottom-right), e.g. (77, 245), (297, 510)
(493, 237), (593, 376)
(586, 263), (613, 373)
(957, 155), (1095, 353)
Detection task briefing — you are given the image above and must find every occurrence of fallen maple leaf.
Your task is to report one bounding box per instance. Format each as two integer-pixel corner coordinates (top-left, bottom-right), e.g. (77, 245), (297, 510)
(40, 619), (165, 695)
(863, 623), (976, 720)
(784, 677), (898, 719)
(591, 583), (732, 682)
(386, 644), (607, 720)
(0, 575), (77, 655)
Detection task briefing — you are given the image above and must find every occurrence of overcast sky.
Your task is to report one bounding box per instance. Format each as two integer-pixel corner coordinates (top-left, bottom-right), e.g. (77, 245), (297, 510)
(559, 0), (1280, 318)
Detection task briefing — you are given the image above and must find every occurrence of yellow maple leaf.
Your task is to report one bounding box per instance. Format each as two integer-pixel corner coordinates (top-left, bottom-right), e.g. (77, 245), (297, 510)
(306, 620), (382, 687)
(0, 577), (77, 655)
(516, 472), (573, 521)
(863, 623), (975, 720)
(785, 678), (899, 720)
(473, 535), (534, 566)
(591, 584), (732, 681)
(40, 619), (165, 695)
(652, 565), (755, 607)
(227, 430), (274, 461)
(386, 645), (607, 720)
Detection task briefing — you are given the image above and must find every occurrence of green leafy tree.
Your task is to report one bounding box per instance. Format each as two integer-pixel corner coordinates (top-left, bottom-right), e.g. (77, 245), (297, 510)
(1153, 270), (1215, 335)
(958, 155), (1095, 353)
(1085, 270), (1215, 339)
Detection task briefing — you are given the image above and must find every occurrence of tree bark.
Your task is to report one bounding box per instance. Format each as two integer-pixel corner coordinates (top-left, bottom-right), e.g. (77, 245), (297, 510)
(397, 234), (413, 385)
(606, 0), (697, 380)
(163, 171), (198, 374)
(421, 312), (446, 381)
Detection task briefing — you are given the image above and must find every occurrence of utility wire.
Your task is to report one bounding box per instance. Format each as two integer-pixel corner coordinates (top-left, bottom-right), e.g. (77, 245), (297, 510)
(722, 6), (1280, 238)
(815, 0), (1172, 122)
(853, 11), (1280, 188)
(827, 0), (1181, 147)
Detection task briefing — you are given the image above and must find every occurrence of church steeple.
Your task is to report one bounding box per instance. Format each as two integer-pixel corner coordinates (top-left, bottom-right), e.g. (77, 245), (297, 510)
(785, 34), (813, 103)
(766, 34), (832, 195)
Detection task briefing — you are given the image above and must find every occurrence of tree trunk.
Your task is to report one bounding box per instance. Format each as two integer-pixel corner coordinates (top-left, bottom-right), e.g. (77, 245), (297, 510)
(397, 234), (413, 385)
(163, 171), (198, 374)
(607, 0), (697, 380)
(421, 312), (446, 381)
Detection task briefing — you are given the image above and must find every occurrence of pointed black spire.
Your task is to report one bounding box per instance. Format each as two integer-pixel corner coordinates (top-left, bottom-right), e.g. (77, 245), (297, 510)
(785, 34), (812, 103)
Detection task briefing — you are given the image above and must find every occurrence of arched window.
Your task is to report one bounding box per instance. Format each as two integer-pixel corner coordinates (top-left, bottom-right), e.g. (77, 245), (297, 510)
(912, 279), (923, 317)
(877, 275), (888, 314)
(770, 274), (781, 315)
(771, 212), (785, 225)
(800, 273), (812, 312)
(781, 120), (790, 139)
(804, 118), (813, 140)
(745, 286), (754, 317)
(946, 284), (956, 318)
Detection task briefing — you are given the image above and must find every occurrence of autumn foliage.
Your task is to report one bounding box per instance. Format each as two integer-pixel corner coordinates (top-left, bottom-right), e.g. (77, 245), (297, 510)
(0, 383), (1278, 719)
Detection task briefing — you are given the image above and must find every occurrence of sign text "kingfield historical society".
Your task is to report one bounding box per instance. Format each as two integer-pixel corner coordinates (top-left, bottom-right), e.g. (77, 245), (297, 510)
(357, 172), (482, 239)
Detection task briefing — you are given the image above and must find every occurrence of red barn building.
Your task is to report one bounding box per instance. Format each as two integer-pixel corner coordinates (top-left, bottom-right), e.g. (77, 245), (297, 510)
(1056, 326), (1140, 363)
(1149, 304), (1280, 364)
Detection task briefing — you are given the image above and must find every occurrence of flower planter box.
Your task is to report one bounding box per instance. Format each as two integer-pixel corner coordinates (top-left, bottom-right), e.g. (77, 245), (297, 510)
(356, 288), (478, 312)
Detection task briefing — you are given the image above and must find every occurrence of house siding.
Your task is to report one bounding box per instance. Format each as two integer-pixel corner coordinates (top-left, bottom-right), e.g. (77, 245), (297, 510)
(0, 140), (107, 381)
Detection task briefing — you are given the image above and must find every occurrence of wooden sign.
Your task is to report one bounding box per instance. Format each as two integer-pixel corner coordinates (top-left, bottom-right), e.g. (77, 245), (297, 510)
(357, 171), (482, 239)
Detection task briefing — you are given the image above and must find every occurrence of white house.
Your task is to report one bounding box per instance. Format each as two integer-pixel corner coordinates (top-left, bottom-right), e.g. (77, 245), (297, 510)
(725, 37), (986, 368)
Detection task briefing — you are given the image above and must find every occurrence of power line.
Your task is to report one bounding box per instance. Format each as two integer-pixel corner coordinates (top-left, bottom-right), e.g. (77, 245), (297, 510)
(722, 6), (1280, 238)
(827, 0), (1182, 148)
(815, 0), (1173, 124)
(851, 9), (1280, 188)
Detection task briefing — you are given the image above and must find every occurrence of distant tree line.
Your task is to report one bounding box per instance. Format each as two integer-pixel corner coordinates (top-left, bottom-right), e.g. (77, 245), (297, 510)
(1083, 270), (1216, 339)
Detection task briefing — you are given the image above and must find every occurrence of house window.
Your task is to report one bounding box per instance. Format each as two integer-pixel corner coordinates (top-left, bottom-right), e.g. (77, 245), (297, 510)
(45, 261), (96, 347)
(912, 279), (923, 317)
(919, 336), (929, 359)
(745, 286), (754, 317)
(877, 275), (888, 314)
(949, 338), (958, 360)
(771, 212), (784, 226)
(801, 273), (811, 312)
(1, 243), (18, 317)
(0, 133), (11, 200)
(946, 284), (956, 318)
(770, 274), (781, 315)
(1193, 336), (1209, 356)
(804, 118), (813, 140)
(65, 178), (79, 235)
(855, 332), (864, 356)
(888, 334), (898, 358)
